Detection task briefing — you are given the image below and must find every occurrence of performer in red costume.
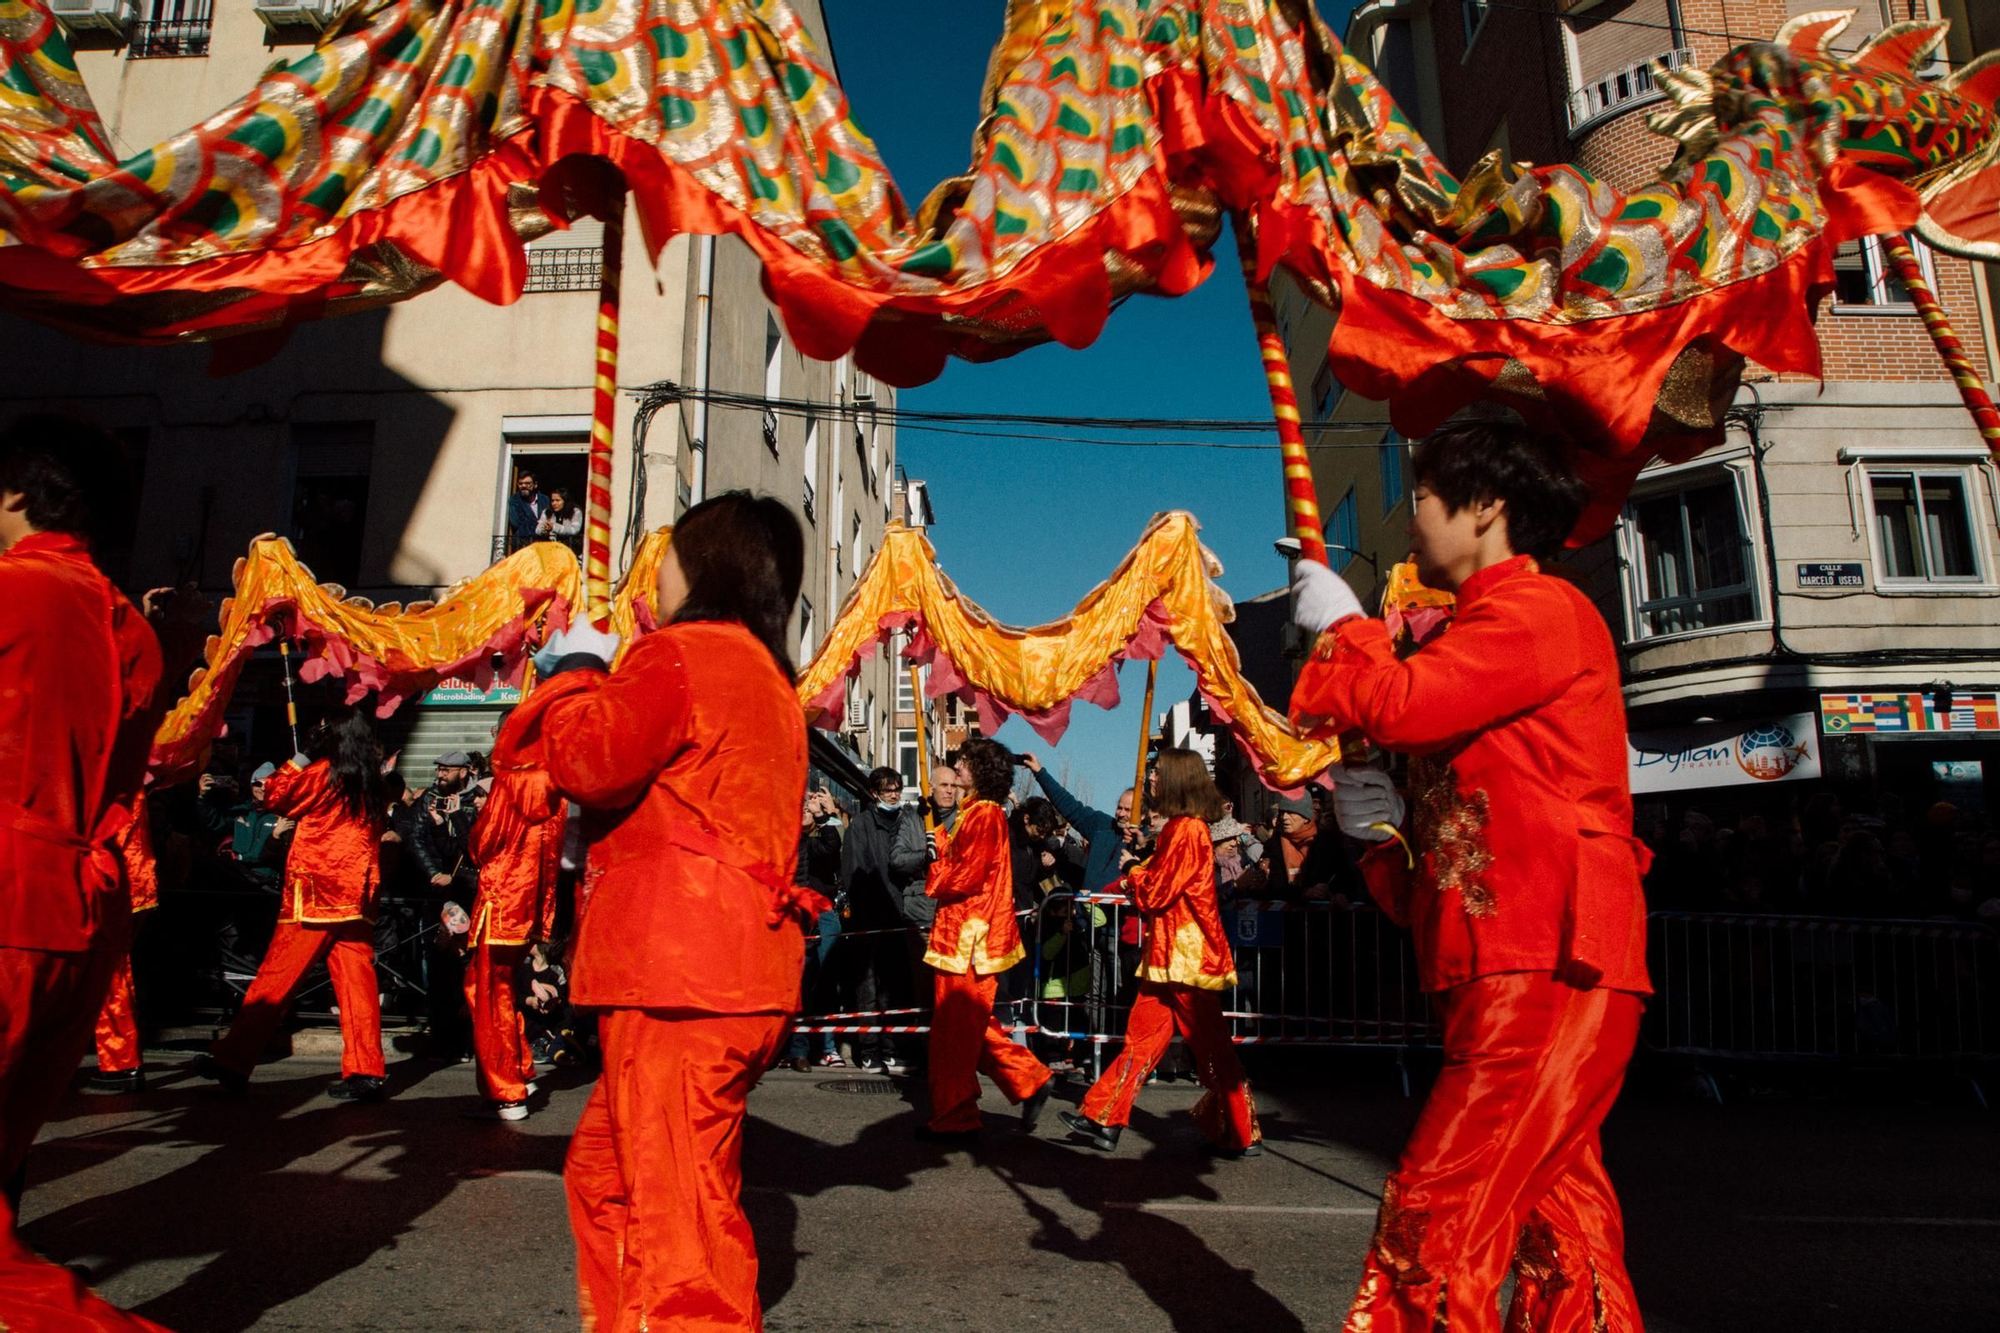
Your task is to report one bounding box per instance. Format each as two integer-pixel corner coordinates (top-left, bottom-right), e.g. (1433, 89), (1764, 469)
(196, 711), (388, 1101)
(1058, 748), (1259, 1157)
(918, 737), (1053, 1142)
(462, 703), (564, 1120)
(87, 797), (158, 1093)
(1288, 419), (1648, 1333)
(0, 416), (170, 1332)
(531, 493), (820, 1333)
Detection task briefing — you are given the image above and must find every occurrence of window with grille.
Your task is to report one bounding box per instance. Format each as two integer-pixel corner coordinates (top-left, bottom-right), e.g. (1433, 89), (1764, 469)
(1624, 477), (1759, 638)
(1561, 0), (1690, 133)
(1868, 470), (1983, 585)
(130, 0), (211, 58)
(524, 217), (604, 293)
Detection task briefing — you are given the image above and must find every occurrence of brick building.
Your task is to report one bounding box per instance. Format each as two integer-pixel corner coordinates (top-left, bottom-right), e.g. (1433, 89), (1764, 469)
(1262, 0), (2000, 827)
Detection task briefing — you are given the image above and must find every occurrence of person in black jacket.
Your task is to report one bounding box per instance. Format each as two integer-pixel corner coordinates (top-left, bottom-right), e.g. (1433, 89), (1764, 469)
(838, 767), (928, 1072)
(410, 751), (479, 1059)
(786, 789), (846, 1070)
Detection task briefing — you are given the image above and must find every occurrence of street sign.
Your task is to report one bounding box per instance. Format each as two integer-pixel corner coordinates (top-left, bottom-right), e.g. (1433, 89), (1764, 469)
(1797, 562), (1864, 588)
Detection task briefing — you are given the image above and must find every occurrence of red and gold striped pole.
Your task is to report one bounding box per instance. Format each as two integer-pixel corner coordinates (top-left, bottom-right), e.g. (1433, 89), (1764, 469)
(584, 181), (626, 630)
(1882, 233), (2000, 450)
(1234, 213), (1329, 566)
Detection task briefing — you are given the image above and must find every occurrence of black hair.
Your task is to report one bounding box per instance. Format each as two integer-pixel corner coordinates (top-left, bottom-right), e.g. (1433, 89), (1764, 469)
(308, 708), (387, 823)
(957, 738), (1015, 805)
(867, 765), (905, 793)
(0, 415), (136, 548)
(1410, 418), (1588, 560)
(550, 487), (571, 507)
(1014, 795), (1061, 837)
(668, 491), (806, 680)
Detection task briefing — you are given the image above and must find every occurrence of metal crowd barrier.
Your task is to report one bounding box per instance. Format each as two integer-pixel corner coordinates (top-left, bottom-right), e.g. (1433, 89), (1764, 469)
(1026, 891), (1441, 1092)
(1644, 911), (2000, 1105)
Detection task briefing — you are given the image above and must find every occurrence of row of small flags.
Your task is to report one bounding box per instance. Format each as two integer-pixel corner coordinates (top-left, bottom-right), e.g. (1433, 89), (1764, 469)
(1819, 693), (2000, 734)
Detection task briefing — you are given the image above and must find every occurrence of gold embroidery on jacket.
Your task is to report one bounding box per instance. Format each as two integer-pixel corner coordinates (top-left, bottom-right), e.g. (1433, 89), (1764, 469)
(1371, 1178), (1435, 1289)
(1409, 753), (1496, 918)
(1138, 919), (1236, 989)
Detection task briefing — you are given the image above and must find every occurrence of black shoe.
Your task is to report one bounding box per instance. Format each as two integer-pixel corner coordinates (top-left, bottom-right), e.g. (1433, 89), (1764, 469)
(1018, 1081), (1053, 1134)
(326, 1075), (387, 1102)
(912, 1124), (982, 1147)
(85, 1069), (144, 1094)
(1057, 1110), (1121, 1153)
(191, 1054), (248, 1095)
(1202, 1139), (1264, 1160)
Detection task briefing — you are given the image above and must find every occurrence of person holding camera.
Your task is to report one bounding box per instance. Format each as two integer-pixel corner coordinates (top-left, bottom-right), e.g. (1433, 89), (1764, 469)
(411, 751), (479, 1060)
(785, 789), (846, 1070)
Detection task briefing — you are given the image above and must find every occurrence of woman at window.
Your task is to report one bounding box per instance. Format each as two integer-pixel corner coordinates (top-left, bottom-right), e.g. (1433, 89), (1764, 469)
(538, 487), (583, 555)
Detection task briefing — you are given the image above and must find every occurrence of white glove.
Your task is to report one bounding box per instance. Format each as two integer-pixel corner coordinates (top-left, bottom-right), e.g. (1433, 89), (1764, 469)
(1332, 767), (1405, 842)
(1292, 559), (1365, 637)
(533, 621), (622, 676)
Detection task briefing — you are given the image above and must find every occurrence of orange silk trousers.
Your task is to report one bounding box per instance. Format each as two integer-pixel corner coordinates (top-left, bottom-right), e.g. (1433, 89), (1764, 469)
(1079, 981), (1259, 1150)
(1344, 972), (1643, 1333)
(92, 954), (140, 1075)
(0, 944), (170, 1332)
(926, 969), (1050, 1133)
(209, 921), (384, 1080)
(464, 942), (534, 1104)
(565, 1009), (788, 1333)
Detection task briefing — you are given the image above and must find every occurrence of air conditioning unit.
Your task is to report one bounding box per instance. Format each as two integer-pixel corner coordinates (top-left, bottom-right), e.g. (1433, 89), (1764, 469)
(254, 0), (345, 35)
(844, 693), (868, 732)
(48, 0), (133, 38)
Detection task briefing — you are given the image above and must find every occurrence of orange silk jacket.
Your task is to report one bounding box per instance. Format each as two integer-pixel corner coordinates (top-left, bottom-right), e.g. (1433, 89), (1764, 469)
(466, 705), (563, 947)
(924, 800), (1024, 975)
(1127, 815), (1237, 990)
(263, 759), (383, 926)
(1290, 556), (1650, 995)
(536, 622), (807, 1014)
(0, 532), (162, 953)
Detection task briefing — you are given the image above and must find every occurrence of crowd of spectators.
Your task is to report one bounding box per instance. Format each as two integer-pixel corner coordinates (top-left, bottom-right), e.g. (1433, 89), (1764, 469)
(1638, 787), (2000, 924)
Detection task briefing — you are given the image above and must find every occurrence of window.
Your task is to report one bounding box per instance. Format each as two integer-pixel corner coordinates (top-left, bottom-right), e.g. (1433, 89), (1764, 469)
(830, 472), (845, 591)
(851, 514), (864, 579)
(499, 418), (591, 560)
(1626, 478), (1758, 638)
(801, 412), (818, 523)
(1561, 0), (1688, 133)
(1461, 0), (1490, 46)
(1832, 236), (1934, 309)
(1327, 488), (1359, 574)
(524, 216), (604, 293)
(764, 315), (784, 401)
(896, 662), (917, 712)
(131, 0), (211, 58)
(800, 596), (815, 661)
(290, 422), (374, 588)
(1868, 470), (1983, 584)
(1379, 432), (1409, 514)
(1310, 361), (1344, 419)
(897, 732), (920, 788)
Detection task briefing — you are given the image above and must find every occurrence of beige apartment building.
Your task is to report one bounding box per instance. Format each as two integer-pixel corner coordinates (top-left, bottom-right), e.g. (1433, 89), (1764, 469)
(2, 0), (911, 784)
(1251, 0), (2000, 823)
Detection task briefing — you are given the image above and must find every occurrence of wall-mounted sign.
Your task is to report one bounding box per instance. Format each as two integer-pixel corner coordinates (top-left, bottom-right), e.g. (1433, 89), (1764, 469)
(1629, 714), (1820, 794)
(1797, 562), (1865, 589)
(1820, 692), (2000, 735)
(421, 678), (522, 707)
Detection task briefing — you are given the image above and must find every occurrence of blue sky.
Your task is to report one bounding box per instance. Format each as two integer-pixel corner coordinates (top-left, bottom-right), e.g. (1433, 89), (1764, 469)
(825, 2), (1357, 804)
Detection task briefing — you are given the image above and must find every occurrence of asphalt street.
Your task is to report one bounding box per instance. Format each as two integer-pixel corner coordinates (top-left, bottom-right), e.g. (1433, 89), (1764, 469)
(16, 1046), (1998, 1331)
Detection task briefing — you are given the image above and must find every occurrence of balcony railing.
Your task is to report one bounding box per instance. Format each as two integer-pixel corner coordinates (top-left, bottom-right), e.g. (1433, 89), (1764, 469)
(522, 245), (603, 293)
(1566, 48), (1694, 136)
(128, 15), (211, 57)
